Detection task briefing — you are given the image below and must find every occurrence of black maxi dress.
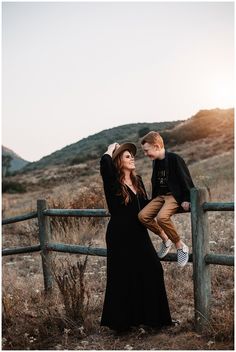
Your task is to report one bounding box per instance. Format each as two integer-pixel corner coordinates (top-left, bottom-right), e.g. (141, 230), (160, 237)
(100, 154), (172, 330)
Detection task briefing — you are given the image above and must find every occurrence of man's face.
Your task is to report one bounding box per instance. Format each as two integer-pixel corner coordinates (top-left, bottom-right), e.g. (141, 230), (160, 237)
(141, 142), (161, 160)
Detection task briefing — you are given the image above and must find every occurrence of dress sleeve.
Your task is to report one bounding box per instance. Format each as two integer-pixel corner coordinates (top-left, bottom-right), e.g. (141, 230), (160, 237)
(100, 154), (117, 185)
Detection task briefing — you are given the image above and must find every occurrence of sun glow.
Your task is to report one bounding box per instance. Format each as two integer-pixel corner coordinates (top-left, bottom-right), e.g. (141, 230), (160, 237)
(209, 76), (234, 108)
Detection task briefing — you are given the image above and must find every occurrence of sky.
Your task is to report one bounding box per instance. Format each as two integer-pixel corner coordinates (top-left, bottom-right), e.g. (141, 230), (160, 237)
(2, 1), (234, 162)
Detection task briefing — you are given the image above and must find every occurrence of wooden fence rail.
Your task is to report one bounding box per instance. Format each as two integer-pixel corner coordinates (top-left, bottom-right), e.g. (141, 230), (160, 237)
(2, 188), (234, 332)
(2, 211), (38, 225)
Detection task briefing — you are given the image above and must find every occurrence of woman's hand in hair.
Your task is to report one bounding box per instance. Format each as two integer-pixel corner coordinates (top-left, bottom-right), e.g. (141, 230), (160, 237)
(104, 143), (120, 157)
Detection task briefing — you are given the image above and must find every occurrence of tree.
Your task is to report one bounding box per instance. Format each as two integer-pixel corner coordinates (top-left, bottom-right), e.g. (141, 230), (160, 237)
(138, 127), (150, 138)
(2, 155), (12, 177)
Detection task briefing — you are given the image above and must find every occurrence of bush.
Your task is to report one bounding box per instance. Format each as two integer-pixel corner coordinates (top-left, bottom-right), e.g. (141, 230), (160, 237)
(138, 127), (150, 138)
(2, 180), (26, 193)
(69, 155), (86, 165)
(52, 256), (90, 325)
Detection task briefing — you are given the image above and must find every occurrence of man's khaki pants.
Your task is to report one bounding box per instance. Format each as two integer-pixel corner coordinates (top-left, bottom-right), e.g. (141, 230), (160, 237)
(138, 194), (180, 244)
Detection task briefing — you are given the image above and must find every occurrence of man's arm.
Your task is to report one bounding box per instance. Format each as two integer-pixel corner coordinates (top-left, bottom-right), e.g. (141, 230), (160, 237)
(176, 155), (194, 210)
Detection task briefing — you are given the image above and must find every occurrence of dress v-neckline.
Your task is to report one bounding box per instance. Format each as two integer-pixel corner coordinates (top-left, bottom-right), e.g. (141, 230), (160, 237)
(125, 184), (137, 195)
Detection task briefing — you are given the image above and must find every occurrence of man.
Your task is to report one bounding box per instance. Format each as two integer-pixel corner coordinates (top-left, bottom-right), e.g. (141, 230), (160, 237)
(138, 131), (194, 267)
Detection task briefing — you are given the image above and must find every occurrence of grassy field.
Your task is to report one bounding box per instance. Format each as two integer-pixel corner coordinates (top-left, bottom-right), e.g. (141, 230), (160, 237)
(2, 149), (234, 350)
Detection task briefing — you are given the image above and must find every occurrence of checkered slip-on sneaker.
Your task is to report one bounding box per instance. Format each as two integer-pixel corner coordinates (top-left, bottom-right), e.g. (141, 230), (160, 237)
(177, 244), (189, 267)
(158, 239), (172, 259)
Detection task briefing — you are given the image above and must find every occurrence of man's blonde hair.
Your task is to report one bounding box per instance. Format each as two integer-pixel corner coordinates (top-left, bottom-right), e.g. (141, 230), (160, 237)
(141, 131), (164, 148)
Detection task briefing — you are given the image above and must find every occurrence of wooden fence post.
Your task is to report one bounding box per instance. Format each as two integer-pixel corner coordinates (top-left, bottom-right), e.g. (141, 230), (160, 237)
(190, 187), (211, 332)
(37, 199), (53, 292)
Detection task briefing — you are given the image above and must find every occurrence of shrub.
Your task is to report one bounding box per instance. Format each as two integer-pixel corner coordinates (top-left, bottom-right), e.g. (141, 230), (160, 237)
(138, 127), (150, 138)
(70, 155), (86, 165)
(2, 180), (26, 193)
(52, 256), (90, 326)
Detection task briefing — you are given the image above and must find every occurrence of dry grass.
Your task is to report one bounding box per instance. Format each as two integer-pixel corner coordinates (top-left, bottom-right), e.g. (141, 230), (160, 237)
(2, 150), (234, 350)
(52, 256), (90, 325)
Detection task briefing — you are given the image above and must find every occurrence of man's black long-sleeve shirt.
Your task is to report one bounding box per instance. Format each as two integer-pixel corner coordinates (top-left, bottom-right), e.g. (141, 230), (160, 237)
(152, 151), (195, 205)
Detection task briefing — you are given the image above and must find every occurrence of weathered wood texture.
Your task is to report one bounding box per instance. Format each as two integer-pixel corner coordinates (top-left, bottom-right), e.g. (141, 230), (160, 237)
(2, 245), (41, 256)
(46, 243), (107, 256)
(191, 188), (211, 332)
(205, 254), (234, 266)
(43, 209), (110, 217)
(2, 211), (37, 225)
(37, 200), (53, 292)
(203, 202), (234, 211)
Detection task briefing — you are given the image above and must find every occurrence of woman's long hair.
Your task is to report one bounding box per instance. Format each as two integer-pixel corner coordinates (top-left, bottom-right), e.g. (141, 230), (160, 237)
(113, 151), (146, 205)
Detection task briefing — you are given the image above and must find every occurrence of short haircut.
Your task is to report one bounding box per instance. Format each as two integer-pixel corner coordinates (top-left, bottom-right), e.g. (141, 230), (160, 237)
(141, 131), (164, 148)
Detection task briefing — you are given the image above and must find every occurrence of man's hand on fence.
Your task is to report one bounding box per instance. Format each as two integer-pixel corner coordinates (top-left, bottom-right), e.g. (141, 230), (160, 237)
(181, 201), (190, 211)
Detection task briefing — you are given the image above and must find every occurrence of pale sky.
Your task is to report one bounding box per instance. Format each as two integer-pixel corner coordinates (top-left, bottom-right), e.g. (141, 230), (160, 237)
(2, 1), (234, 162)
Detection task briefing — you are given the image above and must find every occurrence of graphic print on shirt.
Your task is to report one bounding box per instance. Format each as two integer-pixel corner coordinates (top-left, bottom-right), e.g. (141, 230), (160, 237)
(156, 159), (170, 195)
(157, 169), (168, 187)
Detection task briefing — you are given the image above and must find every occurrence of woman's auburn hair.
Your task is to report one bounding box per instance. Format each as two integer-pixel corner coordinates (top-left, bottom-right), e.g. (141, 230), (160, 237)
(113, 151), (146, 205)
(141, 131), (164, 148)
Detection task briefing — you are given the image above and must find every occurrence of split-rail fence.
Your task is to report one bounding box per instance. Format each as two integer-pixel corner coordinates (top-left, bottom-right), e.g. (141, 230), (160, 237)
(2, 187), (234, 332)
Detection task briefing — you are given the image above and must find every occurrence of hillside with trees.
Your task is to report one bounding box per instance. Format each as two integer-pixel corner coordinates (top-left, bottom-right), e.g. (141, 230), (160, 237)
(2, 146), (29, 176)
(20, 121), (180, 171)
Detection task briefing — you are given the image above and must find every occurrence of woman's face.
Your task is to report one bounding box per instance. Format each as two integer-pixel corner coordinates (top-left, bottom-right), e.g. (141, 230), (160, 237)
(121, 150), (135, 171)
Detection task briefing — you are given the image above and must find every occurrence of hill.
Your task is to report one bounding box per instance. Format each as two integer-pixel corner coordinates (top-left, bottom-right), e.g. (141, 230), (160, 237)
(2, 146), (29, 174)
(2, 108), (234, 192)
(162, 108), (234, 145)
(21, 121), (180, 172)
(20, 107), (234, 173)
(162, 108), (234, 165)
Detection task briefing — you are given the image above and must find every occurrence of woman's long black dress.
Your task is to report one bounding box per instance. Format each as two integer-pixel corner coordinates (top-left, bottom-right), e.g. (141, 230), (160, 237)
(100, 154), (172, 330)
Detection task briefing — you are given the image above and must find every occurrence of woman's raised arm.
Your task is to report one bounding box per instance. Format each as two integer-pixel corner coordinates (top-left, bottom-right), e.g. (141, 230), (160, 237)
(100, 143), (119, 184)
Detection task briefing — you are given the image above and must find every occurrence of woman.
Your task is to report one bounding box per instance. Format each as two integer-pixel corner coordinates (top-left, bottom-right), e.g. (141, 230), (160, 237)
(100, 142), (172, 332)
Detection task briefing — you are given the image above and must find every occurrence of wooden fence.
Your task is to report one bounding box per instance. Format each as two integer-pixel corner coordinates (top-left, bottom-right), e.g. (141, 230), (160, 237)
(2, 188), (234, 332)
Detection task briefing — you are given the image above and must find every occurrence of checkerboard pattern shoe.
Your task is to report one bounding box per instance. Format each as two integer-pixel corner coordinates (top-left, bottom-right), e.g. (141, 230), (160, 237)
(158, 239), (172, 259)
(177, 244), (189, 267)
